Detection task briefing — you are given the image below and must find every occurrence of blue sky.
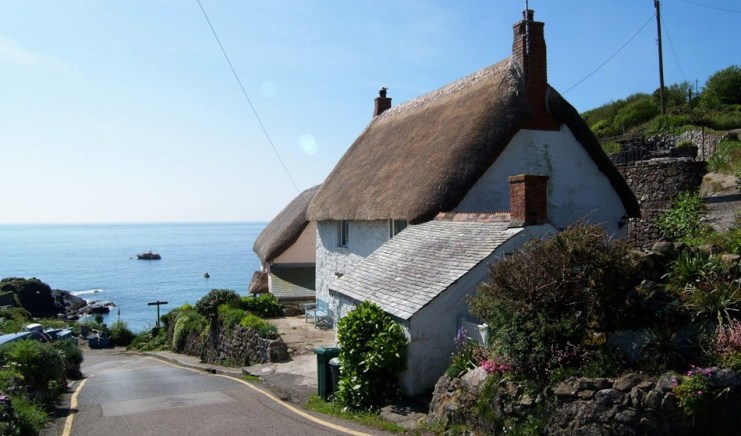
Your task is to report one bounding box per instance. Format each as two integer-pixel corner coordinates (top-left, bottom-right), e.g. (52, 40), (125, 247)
(1, 1), (738, 224)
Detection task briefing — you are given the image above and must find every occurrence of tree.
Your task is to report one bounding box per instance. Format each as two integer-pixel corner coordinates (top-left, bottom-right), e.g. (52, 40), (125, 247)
(702, 65), (741, 107)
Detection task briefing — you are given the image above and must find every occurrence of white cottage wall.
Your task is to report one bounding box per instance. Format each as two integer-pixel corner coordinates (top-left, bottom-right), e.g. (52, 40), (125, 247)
(455, 126), (627, 236)
(400, 224), (556, 396)
(315, 220), (389, 305)
(272, 222), (317, 265)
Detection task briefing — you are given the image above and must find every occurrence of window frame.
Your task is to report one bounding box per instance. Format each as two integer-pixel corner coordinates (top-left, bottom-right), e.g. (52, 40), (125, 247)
(338, 220), (350, 247)
(388, 219), (408, 238)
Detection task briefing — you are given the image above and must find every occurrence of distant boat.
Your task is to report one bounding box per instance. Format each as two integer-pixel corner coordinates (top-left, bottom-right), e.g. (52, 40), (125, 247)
(137, 251), (161, 260)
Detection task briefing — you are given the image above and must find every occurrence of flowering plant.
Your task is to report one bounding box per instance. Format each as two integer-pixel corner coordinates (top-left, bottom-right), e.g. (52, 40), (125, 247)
(714, 319), (741, 371)
(672, 365), (715, 415)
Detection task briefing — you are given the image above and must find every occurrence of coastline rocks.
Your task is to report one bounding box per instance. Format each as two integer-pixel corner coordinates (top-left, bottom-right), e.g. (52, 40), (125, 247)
(0, 277), (115, 320)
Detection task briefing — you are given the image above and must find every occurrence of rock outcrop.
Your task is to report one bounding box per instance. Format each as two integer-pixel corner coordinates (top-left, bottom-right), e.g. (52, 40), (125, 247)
(0, 277), (113, 320)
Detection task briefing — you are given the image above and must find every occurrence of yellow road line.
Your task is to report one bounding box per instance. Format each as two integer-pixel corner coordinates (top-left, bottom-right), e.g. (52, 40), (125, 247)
(62, 377), (88, 436)
(147, 356), (372, 436)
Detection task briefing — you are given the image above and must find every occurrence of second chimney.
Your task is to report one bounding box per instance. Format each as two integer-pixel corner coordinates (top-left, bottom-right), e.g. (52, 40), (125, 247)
(508, 174), (549, 227)
(512, 10), (559, 130)
(373, 87), (392, 117)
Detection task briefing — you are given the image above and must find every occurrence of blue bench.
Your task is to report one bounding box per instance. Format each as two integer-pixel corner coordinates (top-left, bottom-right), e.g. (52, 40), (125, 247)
(303, 299), (332, 328)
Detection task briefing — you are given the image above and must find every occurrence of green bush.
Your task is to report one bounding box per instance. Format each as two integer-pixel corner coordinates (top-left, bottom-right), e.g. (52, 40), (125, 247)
(702, 65), (741, 106)
(613, 97), (660, 132)
(195, 289), (242, 321)
(241, 294), (282, 317)
(657, 192), (708, 242)
(469, 224), (635, 384)
(52, 339), (83, 380)
(218, 304), (245, 330)
(0, 340), (65, 405)
(335, 301), (408, 411)
(171, 310), (207, 352)
(130, 327), (169, 351)
(11, 394), (47, 435)
(239, 314), (278, 339)
(109, 320), (136, 347)
(708, 135), (741, 174)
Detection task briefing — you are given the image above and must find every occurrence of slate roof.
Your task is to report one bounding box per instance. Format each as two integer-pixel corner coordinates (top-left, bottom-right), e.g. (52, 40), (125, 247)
(270, 265), (316, 301)
(329, 219), (528, 320)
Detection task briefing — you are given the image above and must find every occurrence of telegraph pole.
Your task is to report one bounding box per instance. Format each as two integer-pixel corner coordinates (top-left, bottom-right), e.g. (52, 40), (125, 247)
(655, 0), (666, 114)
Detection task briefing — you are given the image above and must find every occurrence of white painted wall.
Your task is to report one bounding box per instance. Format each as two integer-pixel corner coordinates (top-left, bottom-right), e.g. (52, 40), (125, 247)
(455, 126), (627, 236)
(399, 224), (556, 396)
(315, 220), (389, 304)
(272, 222), (317, 265)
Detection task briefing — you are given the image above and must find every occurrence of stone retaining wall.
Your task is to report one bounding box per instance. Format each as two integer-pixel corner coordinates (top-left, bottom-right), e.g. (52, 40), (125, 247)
(617, 159), (707, 249)
(430, 368), (741, 435)
(179, 323), (288, 367)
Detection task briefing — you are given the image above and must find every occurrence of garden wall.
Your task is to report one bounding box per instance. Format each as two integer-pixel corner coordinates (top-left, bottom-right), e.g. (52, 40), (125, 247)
(617, 158), (706, 249)
(430, 368), (741, 435)
(179, 323), (288, 367)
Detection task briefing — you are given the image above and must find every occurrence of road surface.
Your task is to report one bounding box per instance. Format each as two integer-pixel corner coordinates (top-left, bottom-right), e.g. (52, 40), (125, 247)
(62, 349), (379, 436)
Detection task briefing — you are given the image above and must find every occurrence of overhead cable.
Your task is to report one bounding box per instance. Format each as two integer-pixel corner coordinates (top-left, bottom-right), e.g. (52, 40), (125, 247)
(195, 0), (300, 192)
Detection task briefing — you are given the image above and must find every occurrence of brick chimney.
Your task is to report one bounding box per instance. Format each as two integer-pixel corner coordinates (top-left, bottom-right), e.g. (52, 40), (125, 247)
(512, 10), (559, 130)
(373, 87), (392, 117)
(508, 174), (549, 226)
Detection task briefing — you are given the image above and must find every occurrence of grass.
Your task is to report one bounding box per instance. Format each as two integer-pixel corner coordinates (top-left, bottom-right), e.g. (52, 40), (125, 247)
(305, 395), (407, 433)
(241, 374), (261, 382)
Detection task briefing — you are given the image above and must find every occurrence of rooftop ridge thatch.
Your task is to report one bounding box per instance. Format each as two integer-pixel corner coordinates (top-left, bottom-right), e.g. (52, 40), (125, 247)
(308, 58), (529, 223)
(253, 184), (321, 263)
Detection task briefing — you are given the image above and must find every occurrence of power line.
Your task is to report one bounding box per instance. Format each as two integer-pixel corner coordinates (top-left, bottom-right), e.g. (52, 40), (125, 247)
(563, 13), (655, 95)
(661, 14), (686, 83)
(679, 0), (741, 14)
(195, 0), (300, 193)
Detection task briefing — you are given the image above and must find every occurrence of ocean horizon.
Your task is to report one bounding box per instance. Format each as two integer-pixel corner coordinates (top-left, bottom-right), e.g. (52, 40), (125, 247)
(0, 222), (266, 332)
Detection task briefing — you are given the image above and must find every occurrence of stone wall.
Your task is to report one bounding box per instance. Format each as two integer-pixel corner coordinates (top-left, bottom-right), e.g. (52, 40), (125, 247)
(179, 323), (288, 367)
(617, 159), (707, 249)
(430, 368), (741, 435)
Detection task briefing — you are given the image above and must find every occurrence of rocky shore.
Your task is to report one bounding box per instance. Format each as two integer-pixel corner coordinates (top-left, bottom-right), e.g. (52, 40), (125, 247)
(0, 277), (115, 320)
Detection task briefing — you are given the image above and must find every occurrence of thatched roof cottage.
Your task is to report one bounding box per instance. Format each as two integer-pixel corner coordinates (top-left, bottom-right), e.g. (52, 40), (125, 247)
(306, 10), (639, 395)
(251, 185), (320, 303)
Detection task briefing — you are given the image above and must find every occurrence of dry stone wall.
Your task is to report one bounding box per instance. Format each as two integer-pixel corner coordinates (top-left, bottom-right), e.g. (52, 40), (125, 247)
(617, 159), (706, 249)
(179, 323), (288, 367)
(429, 369), (741, 435)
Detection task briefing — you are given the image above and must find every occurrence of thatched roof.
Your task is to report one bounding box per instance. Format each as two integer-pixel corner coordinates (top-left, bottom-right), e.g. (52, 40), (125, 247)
(248, 271), (268, 294)
(253, 185), (320, 263)
(308, 59), (528, 223)
(308, 58), (639, 223)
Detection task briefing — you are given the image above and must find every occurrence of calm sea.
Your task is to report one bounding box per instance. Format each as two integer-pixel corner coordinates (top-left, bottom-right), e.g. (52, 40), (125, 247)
(0, 223), (265, 332)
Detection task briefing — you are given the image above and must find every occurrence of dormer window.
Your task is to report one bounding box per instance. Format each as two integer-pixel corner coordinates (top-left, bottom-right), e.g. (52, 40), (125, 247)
(389, 219), (407, 238)
(338, 220), (349, 247)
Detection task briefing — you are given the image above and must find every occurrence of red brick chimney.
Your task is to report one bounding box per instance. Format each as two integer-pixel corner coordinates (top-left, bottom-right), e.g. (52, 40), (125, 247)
(508, 174), (549, 226)
(512, 10), (559, 130)
(373, 87), (392, 117)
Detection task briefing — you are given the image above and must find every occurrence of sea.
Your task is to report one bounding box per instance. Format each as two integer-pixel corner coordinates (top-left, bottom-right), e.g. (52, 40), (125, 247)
(0, 223), (265, 332)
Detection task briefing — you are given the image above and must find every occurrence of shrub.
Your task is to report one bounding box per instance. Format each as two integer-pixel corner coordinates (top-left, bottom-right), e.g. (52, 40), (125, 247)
(703, 65), (741, 106)
(130, 327), (169, 351)
(657, 192), (707, 242)
(171, 310), (207, 352)
(672, 366), (715, 416)
(664, 250), (723, 288)
(11, 394), (47, 435)
(469, 224), (635, 384)
(681, 277), (741, 326)
(713, 319), (741, 370)
(335, 301), (408, 410)
(195, 289), (242, 321)
(109, 320), (136, 347)
(239, 314), (278, 339)
(613, 97), (660, 132)
(218, 305), (245, 330)
(241, 294), (282, 317)
(708, 135), (741, 174)
(52, 339), (83, 380)
(0, 340), (65, 405)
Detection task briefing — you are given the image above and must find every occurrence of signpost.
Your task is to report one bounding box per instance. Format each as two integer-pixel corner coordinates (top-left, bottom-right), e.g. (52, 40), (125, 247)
(147, 300), (168, 329)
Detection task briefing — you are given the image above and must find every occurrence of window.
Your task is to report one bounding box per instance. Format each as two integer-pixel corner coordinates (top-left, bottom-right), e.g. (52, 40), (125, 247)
(389, 219), (407, 238)
(338, 220), (349, 247)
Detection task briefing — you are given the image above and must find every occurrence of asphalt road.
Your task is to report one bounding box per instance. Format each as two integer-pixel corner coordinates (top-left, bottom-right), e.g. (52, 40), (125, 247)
(62, 349), (380, 436)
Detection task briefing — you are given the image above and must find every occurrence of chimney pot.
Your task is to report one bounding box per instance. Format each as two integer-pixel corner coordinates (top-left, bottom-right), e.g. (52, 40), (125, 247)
(524, 9), (534, 21)
(373, 87), (392, 117)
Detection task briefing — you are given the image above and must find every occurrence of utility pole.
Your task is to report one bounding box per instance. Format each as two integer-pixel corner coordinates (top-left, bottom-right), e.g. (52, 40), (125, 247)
(655, 0), (666, 115)
(148, 300), (168, 329)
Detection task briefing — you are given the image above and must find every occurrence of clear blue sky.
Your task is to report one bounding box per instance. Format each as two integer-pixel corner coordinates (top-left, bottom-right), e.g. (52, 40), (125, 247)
(1, 1), (738, 224)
